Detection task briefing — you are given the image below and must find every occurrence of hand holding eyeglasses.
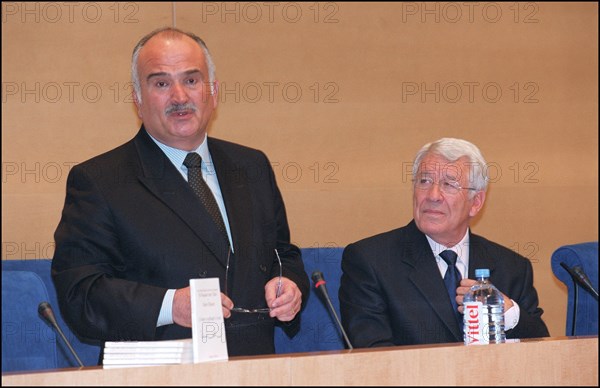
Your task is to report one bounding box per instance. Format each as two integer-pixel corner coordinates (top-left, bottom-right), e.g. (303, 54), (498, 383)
(264, 276), (302, 321)
(226, 249), (302, 320)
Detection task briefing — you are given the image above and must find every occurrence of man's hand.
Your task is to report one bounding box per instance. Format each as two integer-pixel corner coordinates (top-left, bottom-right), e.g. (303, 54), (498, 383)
(456, 278), (513, 314)
(173, 287), (234, 327)
(265, 277), (302, 322)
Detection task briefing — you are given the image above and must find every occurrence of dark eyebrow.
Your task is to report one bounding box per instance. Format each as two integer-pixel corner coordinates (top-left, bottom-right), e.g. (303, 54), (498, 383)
(146, 69), (203, 82)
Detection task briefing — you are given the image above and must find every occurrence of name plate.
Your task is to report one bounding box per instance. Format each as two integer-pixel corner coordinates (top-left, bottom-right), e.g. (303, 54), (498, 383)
(190, 278), (229, 363)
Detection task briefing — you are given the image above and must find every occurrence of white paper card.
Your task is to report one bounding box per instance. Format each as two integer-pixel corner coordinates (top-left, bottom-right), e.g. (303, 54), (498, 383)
(190, 278), (229, 363)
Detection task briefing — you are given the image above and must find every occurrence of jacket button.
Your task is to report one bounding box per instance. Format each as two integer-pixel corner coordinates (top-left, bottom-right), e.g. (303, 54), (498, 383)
(199, 270), (207, 278)
(259, 264), (267, 272)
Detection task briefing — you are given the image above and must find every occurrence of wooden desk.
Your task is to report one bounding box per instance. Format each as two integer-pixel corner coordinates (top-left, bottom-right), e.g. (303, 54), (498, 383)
(2, 336), (597, 386)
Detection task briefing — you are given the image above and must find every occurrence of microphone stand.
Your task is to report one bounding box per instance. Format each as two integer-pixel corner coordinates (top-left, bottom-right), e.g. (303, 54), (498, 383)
(311, 271), (353, 350)
(571, 283), (578, 336)
(559, 262), (595, 336)
(38, 302), (84, 368)
(321, 289), (353, 350)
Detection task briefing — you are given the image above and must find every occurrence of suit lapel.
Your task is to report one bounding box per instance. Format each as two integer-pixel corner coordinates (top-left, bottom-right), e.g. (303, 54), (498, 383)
(402, 222), (463, 341)
(207, 139), (254, 256)
(133, 128), (230, 266)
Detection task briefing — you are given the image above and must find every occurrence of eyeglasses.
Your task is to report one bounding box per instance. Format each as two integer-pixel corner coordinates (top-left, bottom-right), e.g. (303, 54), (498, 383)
(225, 249), (283, 314)
(413, 175), (476, 195)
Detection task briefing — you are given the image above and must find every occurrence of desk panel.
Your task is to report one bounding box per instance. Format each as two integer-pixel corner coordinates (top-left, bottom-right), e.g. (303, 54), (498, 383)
(2, 337), (597, 386)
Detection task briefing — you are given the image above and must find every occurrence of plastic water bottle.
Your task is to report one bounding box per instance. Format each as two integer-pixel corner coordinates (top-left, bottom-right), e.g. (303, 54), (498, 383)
(463, 268), (506, 345)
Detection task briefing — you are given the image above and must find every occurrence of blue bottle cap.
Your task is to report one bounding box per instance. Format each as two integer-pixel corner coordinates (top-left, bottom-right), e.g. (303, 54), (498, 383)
(475, 268), (490, 278)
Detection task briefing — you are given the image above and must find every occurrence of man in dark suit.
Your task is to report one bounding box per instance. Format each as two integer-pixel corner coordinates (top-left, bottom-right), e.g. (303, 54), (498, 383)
(52, 27), (309, 357)
(339, 138), (549, 347)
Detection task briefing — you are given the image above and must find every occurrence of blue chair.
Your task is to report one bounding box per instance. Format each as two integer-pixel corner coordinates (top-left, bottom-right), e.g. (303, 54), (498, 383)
(275, 247), (346, 353)
(1, 248), (345, 373)
(2, 270), (58, 372)
(551, 242), (598, 336)
(1, 260), (101, 373)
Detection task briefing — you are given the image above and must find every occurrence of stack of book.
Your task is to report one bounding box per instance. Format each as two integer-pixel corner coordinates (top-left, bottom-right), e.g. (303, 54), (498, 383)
(102, 338), (193, 369)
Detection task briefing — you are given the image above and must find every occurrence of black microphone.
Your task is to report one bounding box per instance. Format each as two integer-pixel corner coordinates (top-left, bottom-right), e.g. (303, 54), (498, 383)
(311, 271), (353, 350)
(560, 263), (599, 300)
(572, 266), (599, 300)
(38, 301), (84, 368)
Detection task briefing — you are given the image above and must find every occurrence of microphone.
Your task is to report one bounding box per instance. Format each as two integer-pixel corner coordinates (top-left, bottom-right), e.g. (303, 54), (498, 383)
(572, 266), (599, 299)
(560, 263), (599, 299)
(311, 271), (353, 350)
(38, 302), (84, 368)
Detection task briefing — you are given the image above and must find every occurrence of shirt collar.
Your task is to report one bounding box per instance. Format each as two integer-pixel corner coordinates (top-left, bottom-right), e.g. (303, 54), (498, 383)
(426, 229), (471, 265)
(146, 132), (212, 174)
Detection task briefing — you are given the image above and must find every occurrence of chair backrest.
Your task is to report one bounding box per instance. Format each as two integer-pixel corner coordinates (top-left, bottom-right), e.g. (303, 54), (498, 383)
(275, 247), (346, 353)
(1, 259), (101, 373)
(2, 248), (345, 372)
(550, 242), (598, 336)
(2, 270), (58, 372)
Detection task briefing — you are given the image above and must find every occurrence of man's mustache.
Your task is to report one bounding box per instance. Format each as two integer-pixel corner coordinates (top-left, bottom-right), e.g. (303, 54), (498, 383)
(165, 103), (198, 115)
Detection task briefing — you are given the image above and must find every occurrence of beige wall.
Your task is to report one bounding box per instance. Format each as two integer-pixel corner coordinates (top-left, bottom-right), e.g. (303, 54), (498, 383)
(2, 2), (598, 338)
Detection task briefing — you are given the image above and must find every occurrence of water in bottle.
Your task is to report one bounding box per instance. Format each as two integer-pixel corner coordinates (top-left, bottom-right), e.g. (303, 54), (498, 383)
(463, 268), (506, 345)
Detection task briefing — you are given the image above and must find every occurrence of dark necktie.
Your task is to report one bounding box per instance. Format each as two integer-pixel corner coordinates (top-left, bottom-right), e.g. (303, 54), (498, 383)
(439, 249), (462, 325)
(183, 152), (228, 242)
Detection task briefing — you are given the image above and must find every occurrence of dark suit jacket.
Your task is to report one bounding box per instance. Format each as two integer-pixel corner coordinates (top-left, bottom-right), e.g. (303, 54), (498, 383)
(339, 220), (549, 348)
(52, 127), (309, 357)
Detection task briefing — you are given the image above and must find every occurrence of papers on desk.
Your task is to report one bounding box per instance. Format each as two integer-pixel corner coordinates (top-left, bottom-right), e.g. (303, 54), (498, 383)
(102, 339), (193, 369)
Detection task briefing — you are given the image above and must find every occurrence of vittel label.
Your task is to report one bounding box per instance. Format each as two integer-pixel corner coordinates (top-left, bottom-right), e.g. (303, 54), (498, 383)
(464, 301), (489, 345)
